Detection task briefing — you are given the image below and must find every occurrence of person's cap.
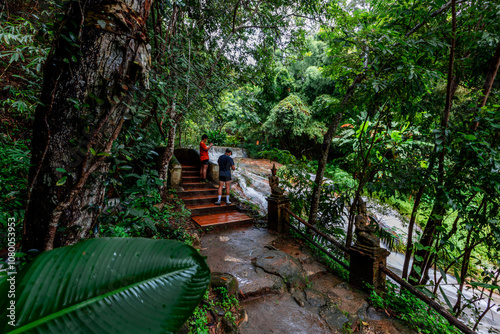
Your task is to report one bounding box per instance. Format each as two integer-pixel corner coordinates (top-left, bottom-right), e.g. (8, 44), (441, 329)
(225, 148), (232, 154)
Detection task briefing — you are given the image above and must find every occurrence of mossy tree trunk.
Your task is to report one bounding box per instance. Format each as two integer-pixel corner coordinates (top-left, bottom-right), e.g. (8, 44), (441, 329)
(23, 0), (153, 251)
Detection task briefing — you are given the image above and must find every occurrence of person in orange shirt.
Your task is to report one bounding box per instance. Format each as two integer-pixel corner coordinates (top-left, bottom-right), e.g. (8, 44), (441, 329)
(199, 134), (213, 181)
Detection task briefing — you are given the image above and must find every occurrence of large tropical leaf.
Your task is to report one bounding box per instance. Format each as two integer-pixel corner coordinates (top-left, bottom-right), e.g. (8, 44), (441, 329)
(0, 238), (210, 333)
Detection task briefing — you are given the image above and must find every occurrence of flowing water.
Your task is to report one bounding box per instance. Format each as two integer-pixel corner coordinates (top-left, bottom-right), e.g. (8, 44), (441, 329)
(206, 150), (499, 333)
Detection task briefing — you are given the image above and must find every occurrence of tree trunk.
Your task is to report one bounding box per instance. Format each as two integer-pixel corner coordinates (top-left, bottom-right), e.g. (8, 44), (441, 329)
(159, 119), (177, 198)
(23, 0), (153, 251)
(409, 0), (457, 284)
(345, 194), (360, 247)
(453, 228), (473, 314)
(409, 196), (446, 284)
(401, 186), (424, 280)
(308, 73), (365, 227)
(471, 40), (500, 131)
(409, 11), (500, 287)
(453, 196), (487, 314)
(158, 98), (179, 191)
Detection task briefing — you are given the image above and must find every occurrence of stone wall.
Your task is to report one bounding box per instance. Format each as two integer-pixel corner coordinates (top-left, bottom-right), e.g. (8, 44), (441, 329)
(168, 156), (182, 187)
(207, 162), (219, 184)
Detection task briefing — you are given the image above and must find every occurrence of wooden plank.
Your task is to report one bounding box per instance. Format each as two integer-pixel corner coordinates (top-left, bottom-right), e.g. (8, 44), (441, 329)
(181, 165), (198, 170)
(182, 183), (214, 188)
(194, 219), (253, 227)
(192, 212), (252, 227)
(193, 212), (249, 223)
(182, 187), (216, 192)
(179, 189), (218, 198)
(187, 203), (235, 209)
(182, 195), (219, 201)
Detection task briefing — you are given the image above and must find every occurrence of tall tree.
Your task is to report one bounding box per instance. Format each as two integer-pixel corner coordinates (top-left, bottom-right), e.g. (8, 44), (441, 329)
(409, 3), (500, 285)
(152, 0), (320, 180)
(23, 0), (153, 251)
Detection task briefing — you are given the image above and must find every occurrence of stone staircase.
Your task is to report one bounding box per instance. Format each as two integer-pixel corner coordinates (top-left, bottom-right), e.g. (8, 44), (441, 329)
(178, 165), (253, 229)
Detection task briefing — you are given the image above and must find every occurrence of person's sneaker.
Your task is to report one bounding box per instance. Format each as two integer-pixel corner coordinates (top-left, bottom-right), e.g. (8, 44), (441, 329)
(215, 201), (221, 205)
(226, 201), (232, 205)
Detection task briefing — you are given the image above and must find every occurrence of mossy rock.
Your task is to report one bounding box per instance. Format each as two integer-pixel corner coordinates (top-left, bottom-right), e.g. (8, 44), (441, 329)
(211, 272), (239, 297)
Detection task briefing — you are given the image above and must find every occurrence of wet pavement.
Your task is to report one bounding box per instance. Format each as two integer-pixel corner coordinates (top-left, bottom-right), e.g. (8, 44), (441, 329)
(240, 293), (332, 334)
(200, 226), (416, 333)
(201, 227), (282, 297)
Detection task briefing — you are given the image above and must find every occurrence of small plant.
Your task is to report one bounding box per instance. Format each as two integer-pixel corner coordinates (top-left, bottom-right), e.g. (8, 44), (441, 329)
(214, 286), (239, 311)
(188, 306), (209, 334)
(187, 286), (241, 333)
(100, 225), (130, 238)
(342, 320), (353, 334)
(224, 311), (236, 324)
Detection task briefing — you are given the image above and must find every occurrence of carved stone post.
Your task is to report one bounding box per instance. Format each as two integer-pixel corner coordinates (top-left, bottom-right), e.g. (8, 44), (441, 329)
(349, 246), (389, 293)
(266, 195), (290, 234)
(267, 164), (289, 233)
(349, 200), (390, 294)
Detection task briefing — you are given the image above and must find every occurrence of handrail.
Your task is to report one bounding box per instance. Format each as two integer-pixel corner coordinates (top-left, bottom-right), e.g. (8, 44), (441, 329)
(284, 207), (349, 253)
(281, 218), (349, 270)
(380, 265), (476, 334)
(279, 205), (476, 334)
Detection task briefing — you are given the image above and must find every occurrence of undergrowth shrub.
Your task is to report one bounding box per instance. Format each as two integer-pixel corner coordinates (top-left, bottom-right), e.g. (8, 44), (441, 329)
(0, 136), (30, 247)
(257, 147), (297, 165)
(368, 282), (460, 334)
(98, 167), (191, 243)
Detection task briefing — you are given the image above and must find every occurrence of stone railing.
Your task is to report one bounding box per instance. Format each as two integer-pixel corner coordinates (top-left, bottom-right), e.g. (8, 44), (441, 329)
(265, 167), (389, 295)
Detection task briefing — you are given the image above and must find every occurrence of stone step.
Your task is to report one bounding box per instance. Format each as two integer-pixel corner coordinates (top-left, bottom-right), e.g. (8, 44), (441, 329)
(182, 169), (200, 178)
(181, 172), (201, 182)
(179, 188), (218, 198)
(192, 211), (253, 230)
(181, 165), (199, 171)
(182, 182), (214, 190)
(182, 196), (220, 206)
(187, 203), (237, 216)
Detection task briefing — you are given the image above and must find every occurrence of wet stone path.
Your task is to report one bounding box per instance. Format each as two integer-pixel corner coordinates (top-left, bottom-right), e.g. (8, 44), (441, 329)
(200, 226), (416, 334)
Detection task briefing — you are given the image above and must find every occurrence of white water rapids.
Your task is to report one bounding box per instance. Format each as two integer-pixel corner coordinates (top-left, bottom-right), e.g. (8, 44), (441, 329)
(206, 148), (500, 334)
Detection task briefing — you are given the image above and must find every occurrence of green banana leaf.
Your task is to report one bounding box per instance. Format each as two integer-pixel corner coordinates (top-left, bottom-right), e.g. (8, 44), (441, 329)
(0, 238), (210, 333)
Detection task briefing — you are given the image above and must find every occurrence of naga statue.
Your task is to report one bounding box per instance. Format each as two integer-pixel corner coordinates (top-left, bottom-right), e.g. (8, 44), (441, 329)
(269, 164), (285, 197)
(354, 200), (380, 249)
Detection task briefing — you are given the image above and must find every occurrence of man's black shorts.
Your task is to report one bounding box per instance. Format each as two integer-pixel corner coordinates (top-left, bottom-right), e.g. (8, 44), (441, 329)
(201, 160), (209, 165)
(219, 175), (231, 182)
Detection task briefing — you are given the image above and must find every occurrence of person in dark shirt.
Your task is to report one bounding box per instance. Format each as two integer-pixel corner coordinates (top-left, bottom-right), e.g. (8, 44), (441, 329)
(215, 148), (235, 205)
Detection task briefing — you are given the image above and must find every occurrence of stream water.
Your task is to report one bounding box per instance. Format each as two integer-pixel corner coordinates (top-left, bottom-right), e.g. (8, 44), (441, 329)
(206, 149), (500, 334)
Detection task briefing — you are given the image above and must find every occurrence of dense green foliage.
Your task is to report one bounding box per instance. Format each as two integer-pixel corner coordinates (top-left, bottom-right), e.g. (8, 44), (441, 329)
(1, 0), (500, 332)
(0, 138), (29, 231)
